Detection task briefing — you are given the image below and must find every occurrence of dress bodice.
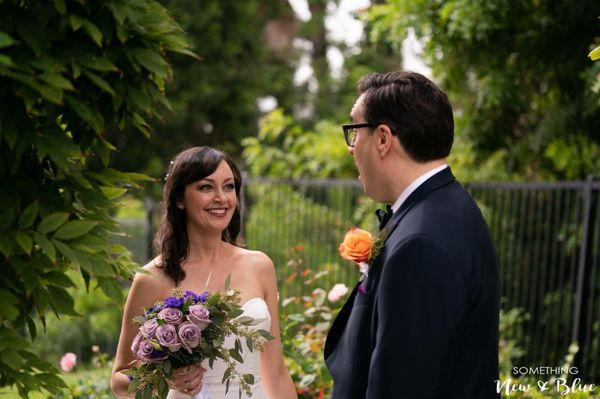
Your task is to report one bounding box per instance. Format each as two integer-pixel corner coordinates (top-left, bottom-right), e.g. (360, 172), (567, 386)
(167, 297), (271, 399)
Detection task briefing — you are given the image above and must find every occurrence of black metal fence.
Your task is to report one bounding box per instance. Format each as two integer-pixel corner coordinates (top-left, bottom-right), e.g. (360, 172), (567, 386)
(133, 176), (600, 382)
(467, 178), (600, 383)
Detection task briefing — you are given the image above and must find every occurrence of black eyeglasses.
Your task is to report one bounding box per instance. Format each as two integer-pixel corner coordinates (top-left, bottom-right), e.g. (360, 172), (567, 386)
(342, 122), (377, 147)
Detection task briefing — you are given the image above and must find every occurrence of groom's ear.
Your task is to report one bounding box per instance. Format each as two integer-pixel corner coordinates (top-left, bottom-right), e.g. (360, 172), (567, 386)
(376, 124), (394, 158)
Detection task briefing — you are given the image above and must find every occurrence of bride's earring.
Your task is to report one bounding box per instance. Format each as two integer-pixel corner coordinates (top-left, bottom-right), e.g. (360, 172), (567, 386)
(177, 203), (184, 210)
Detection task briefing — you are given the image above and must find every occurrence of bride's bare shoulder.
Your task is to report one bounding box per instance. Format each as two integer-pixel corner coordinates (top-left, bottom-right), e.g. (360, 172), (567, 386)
(232, 247), (275, 274)
(132, 256), (170, 290)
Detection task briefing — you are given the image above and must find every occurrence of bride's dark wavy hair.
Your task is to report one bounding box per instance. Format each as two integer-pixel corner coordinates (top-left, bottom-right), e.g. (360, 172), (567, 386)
(154, 146), (243, 285)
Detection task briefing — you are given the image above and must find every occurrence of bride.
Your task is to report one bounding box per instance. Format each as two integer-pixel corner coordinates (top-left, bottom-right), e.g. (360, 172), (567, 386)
(111, 146), (297, 399)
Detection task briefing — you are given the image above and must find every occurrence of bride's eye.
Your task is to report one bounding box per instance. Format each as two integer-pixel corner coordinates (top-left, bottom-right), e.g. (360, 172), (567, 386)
(224, 183), (235, 191)
(198, 184), (212, 191)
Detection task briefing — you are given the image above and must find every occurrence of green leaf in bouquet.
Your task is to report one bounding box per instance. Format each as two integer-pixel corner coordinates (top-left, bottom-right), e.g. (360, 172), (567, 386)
(224, 274), (231, 291)
(237, 316), (254, 325)
(142, 385), (153, 399)
(235, 338), (241, 352)
(150, 339), (162, 351)
(127, 377), (139, 394)
(158, 378), (169, 397)
(229, 348), (243, 363)
(258, 329), (275, 341)
(225, 378), (230, 395)
(162, 360), (172, 376)
(229, 308), (244, 318)
(246, 337), (254, 352)
(221, 367), (232, 384)
(243, 373), (255, 385)
(157, 318), (166, 326)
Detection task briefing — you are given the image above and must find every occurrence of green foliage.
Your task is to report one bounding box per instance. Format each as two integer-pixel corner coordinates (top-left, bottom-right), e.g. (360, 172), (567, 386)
(242, 109), (356, 178)
(0, 0), (192, 395)
(108, 0), (295, 179)
(368, 0), (600, 179)
(31, 274), (124, 368)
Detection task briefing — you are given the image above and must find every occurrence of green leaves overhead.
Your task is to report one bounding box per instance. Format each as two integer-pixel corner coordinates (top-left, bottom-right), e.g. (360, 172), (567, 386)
(0, 0), (194, 395)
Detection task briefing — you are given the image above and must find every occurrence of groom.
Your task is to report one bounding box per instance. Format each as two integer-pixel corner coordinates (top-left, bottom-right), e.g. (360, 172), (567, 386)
(325, 71), (500, 398)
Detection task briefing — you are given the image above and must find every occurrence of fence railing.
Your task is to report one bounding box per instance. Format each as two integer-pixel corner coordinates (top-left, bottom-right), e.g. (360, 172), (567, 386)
(126, 176), (599, 382)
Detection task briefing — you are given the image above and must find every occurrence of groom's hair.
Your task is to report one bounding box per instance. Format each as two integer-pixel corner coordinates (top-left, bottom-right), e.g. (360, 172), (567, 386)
(357, 71), (454, 163)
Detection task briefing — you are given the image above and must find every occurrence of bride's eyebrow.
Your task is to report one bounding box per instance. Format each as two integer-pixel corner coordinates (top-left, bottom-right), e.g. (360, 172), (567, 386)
(198, 177), (234, 183)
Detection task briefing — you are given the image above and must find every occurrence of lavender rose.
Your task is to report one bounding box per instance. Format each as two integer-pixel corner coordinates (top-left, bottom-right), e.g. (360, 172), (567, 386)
(187, 304), (211, 331)
(136, 339), (168, 363)
(164, 296), (184, 308)
(178, 322), (201, 354)
(131, 331), (143, 353)
(140, 318), (159, 338)
(157, 307), (184, 324)
(155, 324), (182, 352)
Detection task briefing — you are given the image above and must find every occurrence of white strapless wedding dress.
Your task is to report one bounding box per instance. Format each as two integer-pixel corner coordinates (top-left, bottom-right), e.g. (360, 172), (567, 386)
(167, 298), (271, 399)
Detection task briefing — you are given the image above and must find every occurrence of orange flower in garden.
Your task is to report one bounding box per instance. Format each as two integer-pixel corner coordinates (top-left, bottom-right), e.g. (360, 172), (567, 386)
(338, 227), (373, 263)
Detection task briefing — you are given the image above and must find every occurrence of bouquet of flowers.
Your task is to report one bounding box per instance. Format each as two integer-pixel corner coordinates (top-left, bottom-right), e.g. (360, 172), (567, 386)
(124, 277), (273, 398)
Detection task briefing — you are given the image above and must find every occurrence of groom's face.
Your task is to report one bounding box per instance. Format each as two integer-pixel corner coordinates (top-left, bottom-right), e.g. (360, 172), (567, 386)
(348, 94), (381, 200)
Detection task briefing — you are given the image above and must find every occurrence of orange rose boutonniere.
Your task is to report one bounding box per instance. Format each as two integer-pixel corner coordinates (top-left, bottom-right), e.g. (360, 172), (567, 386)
(338, 228), (382, 279)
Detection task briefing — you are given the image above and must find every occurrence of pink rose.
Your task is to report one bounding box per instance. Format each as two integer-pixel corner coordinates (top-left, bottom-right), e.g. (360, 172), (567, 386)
(140, 318), (159, 338)
(178, 322), (201, 354)
(59, 352), (77, 372)
(156, 324), (182, 352)
(187, 304), (211, 331)
(327, 283), (349, 303)
(157, 307), (184, 324)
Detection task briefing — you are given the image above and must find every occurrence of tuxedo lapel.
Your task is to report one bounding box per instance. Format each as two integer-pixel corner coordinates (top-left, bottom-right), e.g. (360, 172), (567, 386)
(324, 167), (456, 360)
(324, 282), (359, 358)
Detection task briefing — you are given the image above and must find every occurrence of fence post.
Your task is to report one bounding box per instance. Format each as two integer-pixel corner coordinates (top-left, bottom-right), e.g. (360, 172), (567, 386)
(571, 175), (594, 364)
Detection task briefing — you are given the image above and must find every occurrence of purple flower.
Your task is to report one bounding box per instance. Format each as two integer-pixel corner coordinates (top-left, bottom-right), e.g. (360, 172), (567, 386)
(131, 332), (143, 353)
(184, 290), (200, 303)
(140, 318), (159, 338)
(157, 307), (184, 325)
(156, 324), (182, 352)
(146, 304), (164, 315)
(178, 322), (201, 354)
(199, 292), (208, 303)
(187, 304), (212, 331)
(164, 296), (184, 308)
(136, 339), (168, 363)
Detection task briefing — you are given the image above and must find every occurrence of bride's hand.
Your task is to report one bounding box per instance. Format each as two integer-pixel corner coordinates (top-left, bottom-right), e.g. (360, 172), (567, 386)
(166, 364), (206, 396)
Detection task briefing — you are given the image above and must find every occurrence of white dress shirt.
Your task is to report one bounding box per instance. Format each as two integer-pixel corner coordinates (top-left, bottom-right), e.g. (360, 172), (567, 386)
(390, 164), (449, 213)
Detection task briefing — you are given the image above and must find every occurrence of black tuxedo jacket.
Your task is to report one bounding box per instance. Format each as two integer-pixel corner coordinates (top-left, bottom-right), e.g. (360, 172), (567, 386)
(325, 167), (500, 399)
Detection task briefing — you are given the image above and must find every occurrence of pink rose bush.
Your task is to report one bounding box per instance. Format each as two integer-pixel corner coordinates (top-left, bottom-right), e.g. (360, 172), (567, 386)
(59, 352), (77, 372)
(125, 287), (274, 398)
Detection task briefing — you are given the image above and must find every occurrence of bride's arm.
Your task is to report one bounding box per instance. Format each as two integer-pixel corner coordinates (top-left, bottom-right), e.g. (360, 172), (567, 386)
(110, 261), (164, 398)
(255, 253), (298, 399)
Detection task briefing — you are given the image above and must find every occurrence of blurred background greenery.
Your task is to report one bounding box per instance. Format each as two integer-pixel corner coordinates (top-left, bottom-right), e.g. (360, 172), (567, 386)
(1, 0), (599, 397)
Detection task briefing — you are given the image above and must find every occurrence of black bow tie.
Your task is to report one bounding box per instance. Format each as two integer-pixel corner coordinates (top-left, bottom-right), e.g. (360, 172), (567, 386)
(375, 204), (394, 230)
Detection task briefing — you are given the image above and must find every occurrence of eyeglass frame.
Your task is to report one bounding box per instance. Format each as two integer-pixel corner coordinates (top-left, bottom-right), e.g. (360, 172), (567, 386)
(342, 122), (379, 147)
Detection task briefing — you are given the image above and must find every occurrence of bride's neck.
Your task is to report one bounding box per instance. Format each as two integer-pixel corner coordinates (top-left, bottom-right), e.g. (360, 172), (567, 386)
(185, 225), (227, 264)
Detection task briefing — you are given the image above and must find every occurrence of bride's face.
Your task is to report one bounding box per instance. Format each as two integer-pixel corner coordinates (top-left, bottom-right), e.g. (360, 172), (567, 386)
(182, 160), (237, 233)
